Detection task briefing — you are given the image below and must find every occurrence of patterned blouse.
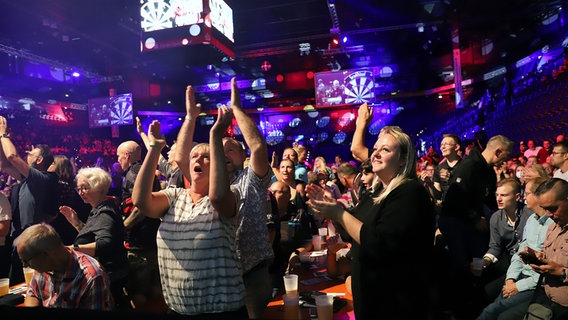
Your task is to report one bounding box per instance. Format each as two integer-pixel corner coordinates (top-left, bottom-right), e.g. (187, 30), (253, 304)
(158, 187), (245, 315)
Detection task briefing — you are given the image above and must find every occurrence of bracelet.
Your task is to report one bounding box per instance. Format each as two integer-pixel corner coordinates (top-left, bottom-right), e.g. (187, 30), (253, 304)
(148, 143), (161, 148)
(185, 115), (194, 121)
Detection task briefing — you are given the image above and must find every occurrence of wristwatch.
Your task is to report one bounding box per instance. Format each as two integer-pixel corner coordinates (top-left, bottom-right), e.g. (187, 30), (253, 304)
(1, 133), (10, 138)
(73, 242), (79, 251)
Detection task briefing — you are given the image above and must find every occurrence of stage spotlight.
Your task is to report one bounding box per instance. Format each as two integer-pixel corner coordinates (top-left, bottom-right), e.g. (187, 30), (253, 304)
(331, 37), (340, 47)
(416, 23), (425, 33)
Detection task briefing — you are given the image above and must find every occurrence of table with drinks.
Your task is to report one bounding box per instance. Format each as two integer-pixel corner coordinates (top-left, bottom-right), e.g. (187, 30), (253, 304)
(262, 227), (354, 320)
(0, 267), (34, 306)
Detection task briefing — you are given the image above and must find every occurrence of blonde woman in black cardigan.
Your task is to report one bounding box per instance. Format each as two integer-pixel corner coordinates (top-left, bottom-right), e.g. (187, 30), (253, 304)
(307, 126), (436, 319)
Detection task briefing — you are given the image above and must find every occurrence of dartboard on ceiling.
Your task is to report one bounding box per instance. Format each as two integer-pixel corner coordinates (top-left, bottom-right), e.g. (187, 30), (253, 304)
(110, 95), (133, 126)
(344, 69), (375, 105)
(141, 0), (173, 32)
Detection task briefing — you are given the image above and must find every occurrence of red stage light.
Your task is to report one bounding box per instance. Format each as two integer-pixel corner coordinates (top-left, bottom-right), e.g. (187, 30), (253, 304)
(276, 74), (284, 82)
(331, 37), (340, 47)
(306, 71), (314, 79)
(261, 60), (271, 72)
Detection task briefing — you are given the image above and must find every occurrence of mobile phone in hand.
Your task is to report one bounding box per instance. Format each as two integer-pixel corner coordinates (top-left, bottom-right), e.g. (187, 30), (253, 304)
(519, 252), (545, 265)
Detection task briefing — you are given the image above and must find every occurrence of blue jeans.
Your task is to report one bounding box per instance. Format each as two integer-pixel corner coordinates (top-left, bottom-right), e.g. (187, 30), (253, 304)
(476, 290), (533, 320)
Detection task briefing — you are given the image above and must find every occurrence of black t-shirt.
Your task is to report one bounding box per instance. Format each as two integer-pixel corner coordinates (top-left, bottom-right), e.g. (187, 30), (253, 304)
(442, 148), (497, 220)
(14, 167), (59, 235)
(432, 158), (462, 201)
(121, 161), (162, 250)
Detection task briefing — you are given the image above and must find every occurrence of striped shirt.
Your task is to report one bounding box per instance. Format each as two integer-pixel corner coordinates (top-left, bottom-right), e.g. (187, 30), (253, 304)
(27, 248), (114, 310)
(159, 188), (245, 315)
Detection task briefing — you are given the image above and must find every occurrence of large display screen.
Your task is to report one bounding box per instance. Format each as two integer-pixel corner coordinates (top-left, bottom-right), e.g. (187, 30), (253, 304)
(88, 93), (133, 128)
(140, 0), (234, 54)
(208, 0), (234, 42)
(141, 0), (204, 32)
(314, 69), (376, 107)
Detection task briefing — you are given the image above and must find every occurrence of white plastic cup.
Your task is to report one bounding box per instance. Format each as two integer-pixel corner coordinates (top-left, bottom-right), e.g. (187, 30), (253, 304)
(315, 294), (334, 320)
(282, 293), (300, 319)
(23, 267), (34, 285)
(283, 274), (298, 295)
(282, 293), (299, 306)
(312, 234), (322, 251)
(0, 278), (9, 296)
(318, 227), (328, 236)
(472, 257), (484, 277)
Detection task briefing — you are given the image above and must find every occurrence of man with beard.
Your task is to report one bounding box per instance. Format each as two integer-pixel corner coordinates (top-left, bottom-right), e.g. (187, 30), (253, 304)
(0, 116), (59, 285)
(222, 78), (274, 319)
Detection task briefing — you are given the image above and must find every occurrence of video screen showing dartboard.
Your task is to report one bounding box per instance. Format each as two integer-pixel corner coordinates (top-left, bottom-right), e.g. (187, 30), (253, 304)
(88, 93), (134, 128)
(314, 69), (375, 108)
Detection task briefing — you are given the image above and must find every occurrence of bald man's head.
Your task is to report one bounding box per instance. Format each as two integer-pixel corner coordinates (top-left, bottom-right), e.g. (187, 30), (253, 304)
(117, 140), (141, 170)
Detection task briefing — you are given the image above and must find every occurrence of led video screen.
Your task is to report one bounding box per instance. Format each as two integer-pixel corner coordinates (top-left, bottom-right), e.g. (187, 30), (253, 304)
(88, 93), (133, 128)
(315, 69), (375, 107)
(140, 0), (234, 54)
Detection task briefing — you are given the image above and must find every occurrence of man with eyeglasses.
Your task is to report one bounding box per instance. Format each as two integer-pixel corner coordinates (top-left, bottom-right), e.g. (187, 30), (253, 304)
(550, 141), (568, 182)
(0, 116), (59, 286)
(433, 133), (463, 203)
(14, 223), (114, 310)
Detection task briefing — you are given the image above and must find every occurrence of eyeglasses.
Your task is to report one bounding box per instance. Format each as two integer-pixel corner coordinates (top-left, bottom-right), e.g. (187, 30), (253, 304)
(440, 143), (455, 147)
(26, 152), (42, 161)
(75, 186), (91, 193)
(20, 251), (45, 267)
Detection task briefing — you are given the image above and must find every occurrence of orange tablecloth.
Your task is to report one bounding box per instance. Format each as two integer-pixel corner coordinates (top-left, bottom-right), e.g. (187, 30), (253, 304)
(261, 264), (354, 319)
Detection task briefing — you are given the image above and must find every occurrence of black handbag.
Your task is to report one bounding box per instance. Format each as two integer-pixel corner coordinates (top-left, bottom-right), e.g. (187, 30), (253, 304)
(0, 293), (25, 306)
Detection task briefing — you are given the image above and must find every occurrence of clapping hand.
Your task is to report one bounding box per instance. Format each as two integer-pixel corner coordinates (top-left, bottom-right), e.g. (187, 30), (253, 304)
(148, 120), (167, 149)
(0, 116), (8, 135)
(230, 77), (241, 109)
(136, 116), (144, 134)
(185, 85), (201, 120)
(306, 184), (343, 221)
(212, 105), (233, 134)
(59, 205), (79, 227)
(271, 151), (279, 168)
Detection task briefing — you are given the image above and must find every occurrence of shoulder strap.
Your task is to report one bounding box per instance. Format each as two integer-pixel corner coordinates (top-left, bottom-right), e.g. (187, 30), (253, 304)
(529, 274), (544, 304)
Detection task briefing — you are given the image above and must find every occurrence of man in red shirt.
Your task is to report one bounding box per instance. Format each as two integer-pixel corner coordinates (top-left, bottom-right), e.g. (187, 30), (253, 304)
(14, 223), (114, 310)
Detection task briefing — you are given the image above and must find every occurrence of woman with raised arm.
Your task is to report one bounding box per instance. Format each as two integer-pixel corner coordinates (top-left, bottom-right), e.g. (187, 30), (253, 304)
(131, 85), (246, 318)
